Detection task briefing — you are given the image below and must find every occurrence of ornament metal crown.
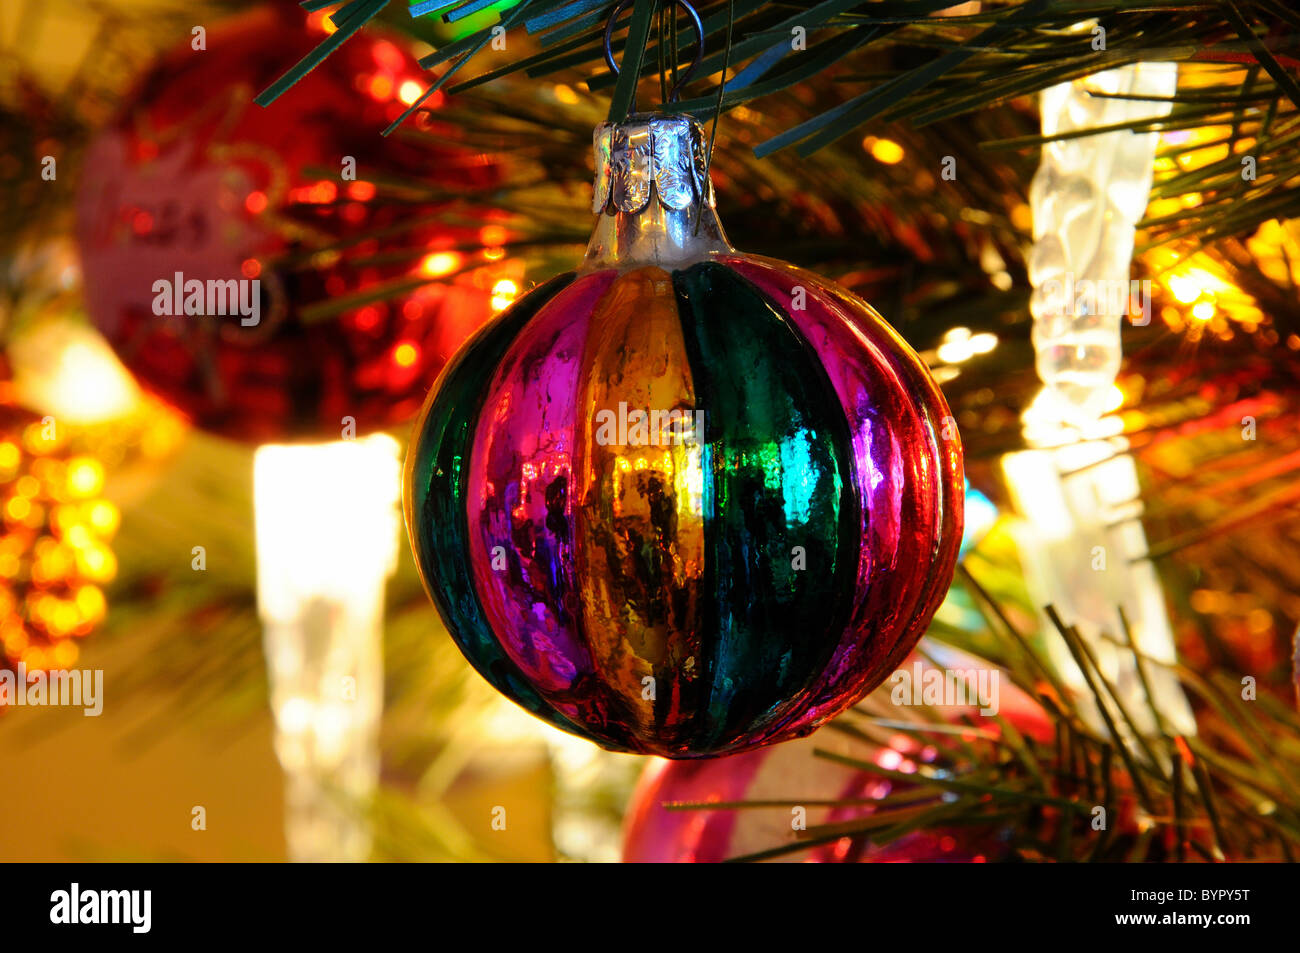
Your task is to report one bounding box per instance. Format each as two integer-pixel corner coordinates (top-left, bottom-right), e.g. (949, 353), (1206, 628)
(583, 113), (729, 272)
(591, 113), (716, 215)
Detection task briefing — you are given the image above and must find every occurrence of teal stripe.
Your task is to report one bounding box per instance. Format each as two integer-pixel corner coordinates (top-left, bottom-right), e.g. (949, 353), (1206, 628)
(672, 262), (859, 751)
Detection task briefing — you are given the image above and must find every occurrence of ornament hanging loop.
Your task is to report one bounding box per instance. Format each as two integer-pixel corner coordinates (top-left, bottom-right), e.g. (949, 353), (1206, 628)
(603, 0), (705, 107)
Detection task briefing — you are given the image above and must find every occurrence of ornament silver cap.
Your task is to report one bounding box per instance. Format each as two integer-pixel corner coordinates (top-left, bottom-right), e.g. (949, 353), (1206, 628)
(582, 113), (730, 272)
(591, 113), (715, 214)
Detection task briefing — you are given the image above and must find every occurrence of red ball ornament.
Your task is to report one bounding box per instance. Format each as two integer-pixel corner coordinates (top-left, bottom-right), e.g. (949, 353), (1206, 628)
(75, 6), (502, 443)
(622, 648), (1052, 862)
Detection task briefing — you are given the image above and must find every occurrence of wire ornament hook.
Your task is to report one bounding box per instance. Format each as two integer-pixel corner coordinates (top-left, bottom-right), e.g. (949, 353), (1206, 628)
(603, 0), (705, 106)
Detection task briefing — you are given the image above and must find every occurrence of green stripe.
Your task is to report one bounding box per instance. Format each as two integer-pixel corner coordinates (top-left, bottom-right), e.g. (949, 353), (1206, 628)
(672, 262), (859, 751)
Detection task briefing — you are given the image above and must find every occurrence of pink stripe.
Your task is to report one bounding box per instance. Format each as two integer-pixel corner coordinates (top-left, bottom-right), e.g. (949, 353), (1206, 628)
(724, 256), (961, 733)
(466, 272), (617, 707)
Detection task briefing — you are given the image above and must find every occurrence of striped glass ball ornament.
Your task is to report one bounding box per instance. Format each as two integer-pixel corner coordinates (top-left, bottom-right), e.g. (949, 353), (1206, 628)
(404, 114), (963, 757)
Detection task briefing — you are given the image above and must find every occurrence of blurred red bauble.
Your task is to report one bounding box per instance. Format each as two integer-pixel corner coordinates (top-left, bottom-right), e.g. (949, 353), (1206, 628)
(622, 646), (1054, 862)
(75, 6), (505, 443)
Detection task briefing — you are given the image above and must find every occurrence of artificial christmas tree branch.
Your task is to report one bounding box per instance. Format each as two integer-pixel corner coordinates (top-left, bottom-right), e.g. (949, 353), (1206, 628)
(256, 0), (1299, 245)
(655, 590), (1300, 862)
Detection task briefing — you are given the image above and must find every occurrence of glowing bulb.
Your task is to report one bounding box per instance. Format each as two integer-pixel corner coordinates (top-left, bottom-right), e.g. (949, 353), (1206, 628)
(491, 279), (520, 312)
(421, 252), (461, 277)
(936, 327), (994, 364)
(66, 458), (105, 498)
(876, 748), (903, 770)
(1167, 275), (1200, 303)
(398, 81), (423, 105)
(874, 140), (905, 164)
(392, 342), (420, 368)
(8, 323), (140, 424)
(863, 137), (905, 164)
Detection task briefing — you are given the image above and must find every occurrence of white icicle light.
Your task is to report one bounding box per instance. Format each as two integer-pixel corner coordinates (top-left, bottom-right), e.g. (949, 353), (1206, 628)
(1009, 63), (1196, 741)
(253, 434), (401, 862)
(1027, 63), (1177, 426)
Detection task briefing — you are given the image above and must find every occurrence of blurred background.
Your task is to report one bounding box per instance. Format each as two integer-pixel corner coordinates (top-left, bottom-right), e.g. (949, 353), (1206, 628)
(2, 0), (1299, 862)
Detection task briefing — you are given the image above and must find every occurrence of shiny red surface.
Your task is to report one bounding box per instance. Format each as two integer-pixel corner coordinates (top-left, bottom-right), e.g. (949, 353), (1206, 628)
(76, 7), (500, 442)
